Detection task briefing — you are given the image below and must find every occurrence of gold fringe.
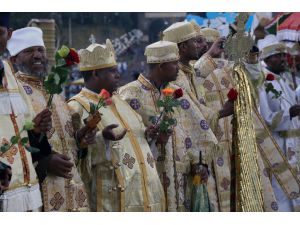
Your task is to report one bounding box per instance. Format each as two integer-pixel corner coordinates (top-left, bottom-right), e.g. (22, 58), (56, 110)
(232, 64), (264, 212)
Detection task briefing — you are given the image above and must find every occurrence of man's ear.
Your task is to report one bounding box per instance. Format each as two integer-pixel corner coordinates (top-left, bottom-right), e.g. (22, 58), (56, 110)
(7, 28), (12, 40)
(92, 69), (99, 79)
(178, 42), (186, 53)
(263, 58), (269, 65)
(10, 56), (17, 64)
(158, 63), (165, 72)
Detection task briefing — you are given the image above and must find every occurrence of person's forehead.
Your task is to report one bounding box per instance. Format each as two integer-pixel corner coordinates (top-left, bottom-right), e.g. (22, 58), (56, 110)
(96, 65), (117, 73)
(189, 37), (197, 42)
(196, 36), (206, 41)
(21, 45), (46, 52)
(164, 60), (178, 65)
(271, 52), (286, 58)
(107, 65), (117, 70)
(0, 26), (7, 32)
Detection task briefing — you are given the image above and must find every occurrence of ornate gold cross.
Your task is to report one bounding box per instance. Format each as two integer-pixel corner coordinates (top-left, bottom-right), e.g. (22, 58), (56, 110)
(225, 13), (253, 64)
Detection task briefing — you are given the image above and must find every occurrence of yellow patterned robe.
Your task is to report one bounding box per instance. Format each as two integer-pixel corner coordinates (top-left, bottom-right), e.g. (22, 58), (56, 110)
(15, 72), (89, 212)
(0, 61), (42, 211)
(68, 88), (165, 212)
(202, 65), (300, 211)
(194, 54), (229, 85)
(171, 63), (231, 211)
(119, 74), (222, 211)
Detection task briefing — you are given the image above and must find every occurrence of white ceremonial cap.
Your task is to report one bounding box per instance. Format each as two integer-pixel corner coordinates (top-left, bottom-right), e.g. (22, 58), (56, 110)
(257, 34), (286, 59)
(145, 40), (179, 64)
(163, 21), (197, 44)
(7, 27), (45, 57)
(257, 34), (279, 51)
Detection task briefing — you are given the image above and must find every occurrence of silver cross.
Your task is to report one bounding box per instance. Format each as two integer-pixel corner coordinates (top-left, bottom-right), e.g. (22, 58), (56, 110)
(89, 34), (97, 44)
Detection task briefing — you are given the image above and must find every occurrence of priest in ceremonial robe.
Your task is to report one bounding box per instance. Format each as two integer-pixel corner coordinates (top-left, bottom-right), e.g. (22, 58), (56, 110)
(68, 39), (165, 211)
(7, 27), (91, 211)
(258, 35), (300, 211)
(119, 40), (222, 211)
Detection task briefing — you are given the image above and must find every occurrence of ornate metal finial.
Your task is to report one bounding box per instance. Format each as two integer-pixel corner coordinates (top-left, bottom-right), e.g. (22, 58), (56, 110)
(159, 31), (164, 41)
(224, 12), (253, 64)
(89, 34), (97, 44)
(207, 19), (211, 28)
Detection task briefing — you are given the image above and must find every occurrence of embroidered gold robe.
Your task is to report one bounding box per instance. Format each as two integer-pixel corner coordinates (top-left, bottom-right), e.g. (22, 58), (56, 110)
(68, 88), (165, 212)
(119, 74), (223, 211)
(0, 61), (42, 211)
(202, 64), (300, 211)
(171, 62), (231, 211)
(15, 72), (89, 212)
(194, 54), (229, 85)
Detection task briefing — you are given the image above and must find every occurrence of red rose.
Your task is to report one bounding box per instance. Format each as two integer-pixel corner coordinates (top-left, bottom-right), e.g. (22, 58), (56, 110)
(227, 88), (238, 101)
(266, 73), (275, 81)
(286, 54), (294, 67)
(104, 98), (113, 106)
(68, 49), (80, 64)
(99, 89), (110, 100)
(65, 58), (73, 66)
(64, 49), (80, 66)
(173, 88), (183, 99)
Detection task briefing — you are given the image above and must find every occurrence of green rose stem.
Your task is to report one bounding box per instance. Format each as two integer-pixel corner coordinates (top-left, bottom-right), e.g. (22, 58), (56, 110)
(95, 98), (105, 111)
(265, 83), (293, 106)
(0, 120), (39, 153)
(154, 110), (165, 127)
(47, 94), (54, 108)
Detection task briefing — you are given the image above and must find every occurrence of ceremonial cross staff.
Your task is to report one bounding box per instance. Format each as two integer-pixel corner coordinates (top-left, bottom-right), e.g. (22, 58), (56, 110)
(225, 13), (264, 212)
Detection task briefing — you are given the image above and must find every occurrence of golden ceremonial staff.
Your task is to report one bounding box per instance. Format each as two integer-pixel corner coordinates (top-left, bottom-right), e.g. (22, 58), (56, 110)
(225, 12), (264, 212)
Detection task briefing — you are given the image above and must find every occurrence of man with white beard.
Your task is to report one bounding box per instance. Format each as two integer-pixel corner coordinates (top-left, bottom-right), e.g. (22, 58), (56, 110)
(7, 27), (96, 211)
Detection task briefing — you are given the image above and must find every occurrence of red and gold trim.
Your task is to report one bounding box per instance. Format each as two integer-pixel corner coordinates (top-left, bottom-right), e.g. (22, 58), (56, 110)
(9, 114), (30, 184)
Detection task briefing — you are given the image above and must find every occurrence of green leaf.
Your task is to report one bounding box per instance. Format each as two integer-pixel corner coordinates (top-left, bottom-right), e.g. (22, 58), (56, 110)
(53, 73), (60, 85)
(1, 144), (10, 153)
(159, 120), (170, 133)
(148, 116), (157, 124)
(265, 82), (282, 99)
(89, 102), (97, 114)
(168, 118), (176, 125)
(23, 120), (35, 131)
(25, 146), (40, 153)
(10, 136), (19, 145)
(55, 52), (62, 61)
(53, 67), (69, 78)
(44, 75), (63, 94)
(21, 137), (29, 145)
(56, 57), (67, 67)
(157, 100), (164, 108)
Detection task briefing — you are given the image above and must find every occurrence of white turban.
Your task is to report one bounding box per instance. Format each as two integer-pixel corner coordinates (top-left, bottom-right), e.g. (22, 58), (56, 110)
(7, 27), (45, 57)
(257, 34), (279, 52)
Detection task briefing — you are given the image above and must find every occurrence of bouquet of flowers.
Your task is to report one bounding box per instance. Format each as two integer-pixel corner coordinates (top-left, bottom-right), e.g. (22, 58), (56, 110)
(0, 120), (39, 154)
(44, 45), (80, 108)
(149, 87), (183, 133)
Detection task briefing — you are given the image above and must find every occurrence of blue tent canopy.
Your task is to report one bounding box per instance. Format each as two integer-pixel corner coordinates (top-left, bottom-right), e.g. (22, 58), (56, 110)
(185, 13), (253, 32)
